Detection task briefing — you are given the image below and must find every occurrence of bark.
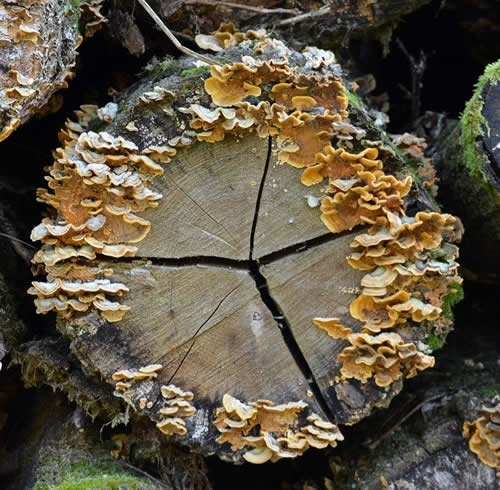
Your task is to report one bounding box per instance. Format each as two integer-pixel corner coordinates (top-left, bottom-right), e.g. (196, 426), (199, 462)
(0, 0), (80, 141)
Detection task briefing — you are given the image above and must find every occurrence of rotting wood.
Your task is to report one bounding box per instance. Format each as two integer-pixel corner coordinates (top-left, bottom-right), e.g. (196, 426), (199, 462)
(152, 0), (433, 46)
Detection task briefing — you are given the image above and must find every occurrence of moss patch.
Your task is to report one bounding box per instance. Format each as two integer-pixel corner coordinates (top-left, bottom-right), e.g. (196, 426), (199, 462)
(180, 65), (211, 77)
(460, 60), (500, 182)
(36, 460), (159, 490)
(441, 282), (464, 320)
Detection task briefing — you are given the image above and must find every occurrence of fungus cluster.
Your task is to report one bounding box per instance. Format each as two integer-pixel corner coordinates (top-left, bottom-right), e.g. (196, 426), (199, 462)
(28, 23), (464, 461)
(29, 105), (175, 322)
(182, 29), (348, 163)
(463, 401), (500, 470)
(391, 132), (438, 196)
(313, 320), (434, 387)
(214, 393), (343, 463)
(312, 202), (461, 386)
(0, 0), (82, 141)
(185, 26), (463, 388)
(195, 22), (266, 52)
(112, 364), (196, 437)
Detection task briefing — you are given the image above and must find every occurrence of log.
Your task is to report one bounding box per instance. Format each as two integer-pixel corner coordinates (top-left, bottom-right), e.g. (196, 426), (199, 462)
(0, 0), (106, 142)
(26, 29), (463, 463)
(435, 60), (500, 277)
(154, 0), (433, 46)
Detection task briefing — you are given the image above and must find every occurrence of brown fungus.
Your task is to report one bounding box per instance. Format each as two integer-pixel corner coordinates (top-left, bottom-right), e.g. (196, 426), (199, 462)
(30, 111), (168, 322)
(463, 402), (500, 469)
(214, 394), (342, 463)
(112, 366), (196, 438)
(195, 23), (266, 52)
(29, 25), (464, 461)
(0, 0), (82, 141)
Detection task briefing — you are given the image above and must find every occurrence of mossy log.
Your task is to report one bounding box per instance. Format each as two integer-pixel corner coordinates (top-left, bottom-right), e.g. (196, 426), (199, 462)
(435, 60), (500, 277)
(25, 32), (462, 463)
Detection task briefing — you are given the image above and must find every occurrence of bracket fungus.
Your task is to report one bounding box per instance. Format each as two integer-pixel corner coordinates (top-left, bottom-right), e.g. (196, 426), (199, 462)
(214, 394), (343, 463)
(463, 402), (500, 470)
(0, 0), (106, 141)
(29, 104), (176, 322)
(29, 25), (463, 462)
(112, 365), (197, 437)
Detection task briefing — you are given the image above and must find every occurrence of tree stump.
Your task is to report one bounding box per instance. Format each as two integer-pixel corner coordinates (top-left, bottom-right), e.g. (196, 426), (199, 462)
(25, 29), (463, 463)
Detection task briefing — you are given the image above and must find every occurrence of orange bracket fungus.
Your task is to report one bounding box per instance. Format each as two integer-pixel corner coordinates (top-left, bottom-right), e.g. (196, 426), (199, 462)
(463, 401), (500, 470)
(29, 24), (463, 462)
(29, 104), (176, 322)
(112, 364), (197, 437)
(214, 393), (343, 463)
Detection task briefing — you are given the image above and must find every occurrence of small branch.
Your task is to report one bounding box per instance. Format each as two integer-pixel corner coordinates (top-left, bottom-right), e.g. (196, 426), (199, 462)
(0, 207), (35, 264)
(136, 0), (222, 66)
(362, 392), (447, 449)
(274, 5), (330, 27)
(184, 0), (299, 15)
(396, 38), (427, 123)
(118, 460), (173, 490)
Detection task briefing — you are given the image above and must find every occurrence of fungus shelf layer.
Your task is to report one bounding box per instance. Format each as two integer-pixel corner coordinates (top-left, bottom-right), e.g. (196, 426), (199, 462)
(29, 27), (462, 463)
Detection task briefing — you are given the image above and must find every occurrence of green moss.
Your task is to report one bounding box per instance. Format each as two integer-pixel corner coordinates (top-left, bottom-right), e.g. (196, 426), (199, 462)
(36, 460), (160, 490)
(345, 88), (362, 111)
(180, 65), (211, 77)
(440, 282), (464, 320)
(426, 331), (445, 351)
(460, 59), (500, 181)
(478, 380), (500, 399)
(423, 283), (463, 351)
(141, 57), (179, 79)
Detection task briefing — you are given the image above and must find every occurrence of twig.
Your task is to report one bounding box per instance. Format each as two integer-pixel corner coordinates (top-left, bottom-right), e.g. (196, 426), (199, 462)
(184, 0), (299, 15)
(362, 392), (447, 449)
(274, 4), (330, 27)
(118, 460), (173, 490)
(396, 38), (427, 123)
(0, 209), (35, 263)
(136, 0), (222, 66)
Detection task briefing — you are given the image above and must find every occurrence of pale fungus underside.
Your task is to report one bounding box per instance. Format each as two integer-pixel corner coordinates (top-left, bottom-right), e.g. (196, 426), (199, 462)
(29, 26), (462, 462)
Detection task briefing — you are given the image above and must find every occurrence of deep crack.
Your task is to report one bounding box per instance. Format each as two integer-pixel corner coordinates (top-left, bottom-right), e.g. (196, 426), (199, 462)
(248, 136), (333, 418)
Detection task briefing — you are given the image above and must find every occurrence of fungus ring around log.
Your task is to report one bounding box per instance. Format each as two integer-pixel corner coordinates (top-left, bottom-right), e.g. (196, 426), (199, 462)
(29, 26), (463, 462)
